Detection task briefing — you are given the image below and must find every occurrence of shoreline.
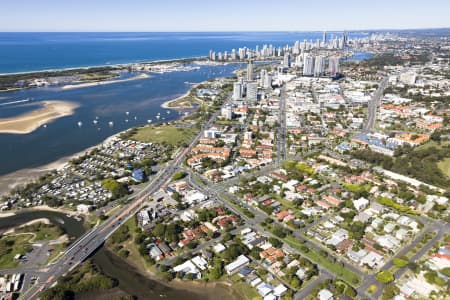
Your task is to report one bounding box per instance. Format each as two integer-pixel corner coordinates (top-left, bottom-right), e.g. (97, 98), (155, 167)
(61, 73), (150, 90)
(0, 100), (79, 134)
(0, 131), (123, 196)
(0, 56), (208, 77)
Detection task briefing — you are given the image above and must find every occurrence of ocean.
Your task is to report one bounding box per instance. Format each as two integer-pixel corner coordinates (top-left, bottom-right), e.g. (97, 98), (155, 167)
(0, 32), (371, 176)
(0, 32), (369, 74)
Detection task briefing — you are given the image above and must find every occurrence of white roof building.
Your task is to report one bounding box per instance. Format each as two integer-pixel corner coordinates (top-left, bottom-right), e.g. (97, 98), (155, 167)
(225, 255), (250, 274)
(318, 289), (333, 300)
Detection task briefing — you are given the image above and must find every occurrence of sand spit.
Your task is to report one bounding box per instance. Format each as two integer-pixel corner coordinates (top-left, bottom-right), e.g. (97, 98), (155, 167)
(62, 73), (150, 90)
(0, 100), (79, 134)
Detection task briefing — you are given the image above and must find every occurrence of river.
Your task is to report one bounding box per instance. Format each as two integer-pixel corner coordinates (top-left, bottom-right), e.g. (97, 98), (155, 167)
(0, 210), (239, 300)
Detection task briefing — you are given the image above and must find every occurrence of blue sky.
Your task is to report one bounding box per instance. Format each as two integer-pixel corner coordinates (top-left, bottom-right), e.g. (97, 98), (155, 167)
(1, 0), (449, 31)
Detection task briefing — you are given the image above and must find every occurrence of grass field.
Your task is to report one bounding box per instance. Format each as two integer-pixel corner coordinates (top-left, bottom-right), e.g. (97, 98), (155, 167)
(0, 235), (33, 269)
(131, 124), (197, 146)
(232, 281), (260, 300)
(15, 223), (63, 241)
(438, 157), (450, 178)
(284, 236), (362, 286)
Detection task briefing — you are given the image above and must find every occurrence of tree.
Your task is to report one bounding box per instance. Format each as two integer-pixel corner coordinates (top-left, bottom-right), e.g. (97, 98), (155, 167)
(376, 271), (394, 284)
(101, 178), (128, 198)
(172, 171), (187, 181)
(392, 257), (408, 268)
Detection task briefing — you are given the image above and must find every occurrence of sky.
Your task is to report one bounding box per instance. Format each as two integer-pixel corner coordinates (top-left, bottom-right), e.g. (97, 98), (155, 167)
(1, 0), (449, 32)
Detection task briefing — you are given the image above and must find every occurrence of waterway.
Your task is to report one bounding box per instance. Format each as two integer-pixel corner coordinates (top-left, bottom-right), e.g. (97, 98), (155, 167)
(0, 210), (238, 300)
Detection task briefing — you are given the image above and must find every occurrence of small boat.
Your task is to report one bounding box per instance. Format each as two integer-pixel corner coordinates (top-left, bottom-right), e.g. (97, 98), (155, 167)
(77, 121), (83, 127)
(147, 119), (152, 123)
(156, 115), (160, 119)
(134, 116), (137, 120)
(95, 116), (99, 120)
(125, 119), (129, 123)
(166, 110), (170, 114)
(108, 121), (114, 126)
(93, 120), (98, 124)
(125, 111), (130, 115)
(42, 124), (47, 128)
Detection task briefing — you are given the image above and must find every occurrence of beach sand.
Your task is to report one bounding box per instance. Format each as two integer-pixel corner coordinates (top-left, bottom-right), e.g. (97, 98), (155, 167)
(161, 83), (202, 109)
(62, 73), (150, 90)
(0, 100), (79, 134)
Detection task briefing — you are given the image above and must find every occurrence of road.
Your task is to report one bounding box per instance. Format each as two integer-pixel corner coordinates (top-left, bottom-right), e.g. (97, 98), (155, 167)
(277, 85), (287, 164)
(362, 77), (388, 133)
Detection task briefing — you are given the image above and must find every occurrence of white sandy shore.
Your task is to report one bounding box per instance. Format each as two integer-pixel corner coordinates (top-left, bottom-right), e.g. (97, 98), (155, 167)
(0, 100), (79, 134)
(62, 73), (150, 90)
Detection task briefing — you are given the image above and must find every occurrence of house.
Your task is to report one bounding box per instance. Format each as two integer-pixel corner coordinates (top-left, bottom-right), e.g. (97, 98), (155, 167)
(353, 197), (369, 211)
(225, 255), (250, 274)
(132, 168), (145, 182)
(191, 255), (208, 271)
(173, 260), (201, 279)
(318, 289), (333, 300)
(273, 284), (288, 297)
(213, 243), (226, 253)
(360, 251), (384, 268)
(260, 247), (285, 264)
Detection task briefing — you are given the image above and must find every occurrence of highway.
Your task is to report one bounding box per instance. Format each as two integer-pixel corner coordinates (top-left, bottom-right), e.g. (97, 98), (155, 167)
(14, 91), (232, 300)
(362, 77), (389, 133)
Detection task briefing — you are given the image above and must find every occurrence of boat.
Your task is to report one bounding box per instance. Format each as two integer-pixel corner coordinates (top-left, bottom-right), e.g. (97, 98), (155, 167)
(42, 124), (47, 128)
(166, 110), (170, 114)
(108, 121), (114, 126)
(77, 121), (83, 127)
(134, 116), (137, 120)
(147, 119), (152, 123)
(156, 115), (160, 119)
(125, 119), (129, 123)
(125, 111), (130, 115)
(93, 120), (98, 124)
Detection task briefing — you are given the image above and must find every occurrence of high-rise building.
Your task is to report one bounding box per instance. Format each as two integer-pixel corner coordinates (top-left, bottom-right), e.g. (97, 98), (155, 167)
(246, 82), (258, 104)
(246, 60), (254, 81)
(328, 56), (340, 78)
(303, 56), (315, 76)
(322, 31), (327, 45)
(283, 53), (291, 68)
(232, 82), (242, 100)
(314, 56), (325, 77)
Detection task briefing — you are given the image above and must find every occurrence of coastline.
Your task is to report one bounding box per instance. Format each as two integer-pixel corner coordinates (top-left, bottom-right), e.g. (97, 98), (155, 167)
(0, 130), (122, 196)
(0, 100), (79, 134)
(61, 73), (150, 90)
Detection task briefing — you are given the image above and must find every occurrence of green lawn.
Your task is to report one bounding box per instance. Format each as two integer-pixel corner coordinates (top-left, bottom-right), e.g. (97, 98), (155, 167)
(438, 157), (450, 178)
(0, 235), (33, 269)
(232, 281), (261, 300)
(131, 124), (197, 146)
(15, 223), (63, 241)
(284, 236), (362, 286)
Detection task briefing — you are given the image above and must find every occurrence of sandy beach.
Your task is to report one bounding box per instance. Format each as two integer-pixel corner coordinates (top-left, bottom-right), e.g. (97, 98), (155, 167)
(0, 100), (79, 134)
(62, 73), (150, 90)
(161, 83), (202, 109)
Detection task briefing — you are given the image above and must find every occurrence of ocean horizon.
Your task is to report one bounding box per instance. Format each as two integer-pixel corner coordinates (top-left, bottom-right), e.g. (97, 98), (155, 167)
(0, 31), (368, 74)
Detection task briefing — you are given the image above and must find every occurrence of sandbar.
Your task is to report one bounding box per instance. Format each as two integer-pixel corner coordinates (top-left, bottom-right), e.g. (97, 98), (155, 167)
(0, 100), (79, 134)
(62, 73), (150, 90)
